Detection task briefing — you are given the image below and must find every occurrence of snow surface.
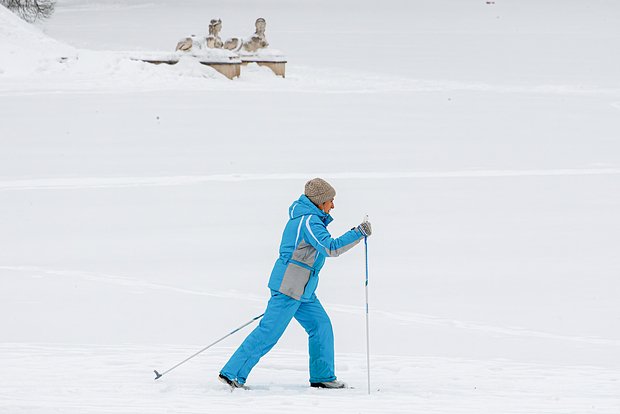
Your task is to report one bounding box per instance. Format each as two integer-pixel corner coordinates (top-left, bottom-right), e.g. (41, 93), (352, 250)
(1, 0), (620, 413)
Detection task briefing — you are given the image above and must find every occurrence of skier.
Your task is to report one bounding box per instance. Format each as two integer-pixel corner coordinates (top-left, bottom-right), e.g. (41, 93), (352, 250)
(219, 178), (372, 389)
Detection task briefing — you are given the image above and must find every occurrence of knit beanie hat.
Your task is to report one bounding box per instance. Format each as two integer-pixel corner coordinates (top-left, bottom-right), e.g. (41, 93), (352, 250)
(304, 178), (336, 206)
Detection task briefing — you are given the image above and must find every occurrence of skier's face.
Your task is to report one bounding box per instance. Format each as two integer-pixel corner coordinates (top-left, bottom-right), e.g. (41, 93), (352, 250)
(319, 199), (335, 214)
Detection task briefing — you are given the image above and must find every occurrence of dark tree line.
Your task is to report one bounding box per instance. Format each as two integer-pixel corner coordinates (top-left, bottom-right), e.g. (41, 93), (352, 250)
(1, 0), (55, 22)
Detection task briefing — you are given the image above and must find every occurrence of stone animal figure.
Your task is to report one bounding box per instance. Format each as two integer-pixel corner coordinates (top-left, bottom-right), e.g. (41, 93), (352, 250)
(207, 18), (224, 48)
(243, 18), (269, 52)
(175, 37), (193, 51)
(206, 18), (242, 51)
(223, 38), (241, 51)
(174, 18), (262, 53)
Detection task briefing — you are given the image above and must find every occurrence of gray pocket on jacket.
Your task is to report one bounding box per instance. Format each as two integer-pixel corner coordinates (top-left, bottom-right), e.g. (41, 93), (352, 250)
(279, 262), (312, 300)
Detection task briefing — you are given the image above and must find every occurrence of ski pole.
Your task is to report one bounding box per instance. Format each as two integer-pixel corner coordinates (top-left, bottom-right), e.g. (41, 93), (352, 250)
(364, 235), (371, 394)
(154, 313), (264, 380)
(363, 214), (371, 395)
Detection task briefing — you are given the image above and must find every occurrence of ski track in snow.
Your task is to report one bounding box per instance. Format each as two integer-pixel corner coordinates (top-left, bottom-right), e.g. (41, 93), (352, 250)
(3, 265), (619, 348)
(1, 168), (620, 191)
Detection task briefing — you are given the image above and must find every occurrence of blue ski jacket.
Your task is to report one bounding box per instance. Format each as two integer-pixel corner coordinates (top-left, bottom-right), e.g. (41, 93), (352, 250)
(268, 195), (364, 302)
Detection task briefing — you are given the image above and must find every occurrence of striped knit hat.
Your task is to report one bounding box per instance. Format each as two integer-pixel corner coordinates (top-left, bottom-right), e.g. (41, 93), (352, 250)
(304, 178), (336, 206)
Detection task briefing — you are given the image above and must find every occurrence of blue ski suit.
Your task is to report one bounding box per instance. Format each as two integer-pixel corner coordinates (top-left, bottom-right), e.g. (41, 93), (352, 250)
(220, 195), (364, 384)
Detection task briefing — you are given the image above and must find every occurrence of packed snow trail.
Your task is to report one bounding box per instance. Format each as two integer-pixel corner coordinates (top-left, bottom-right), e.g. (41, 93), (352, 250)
(0, 343), (618, 414)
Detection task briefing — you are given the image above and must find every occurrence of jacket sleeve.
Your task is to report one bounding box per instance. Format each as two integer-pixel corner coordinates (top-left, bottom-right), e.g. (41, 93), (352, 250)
(303, 215), (363, 257)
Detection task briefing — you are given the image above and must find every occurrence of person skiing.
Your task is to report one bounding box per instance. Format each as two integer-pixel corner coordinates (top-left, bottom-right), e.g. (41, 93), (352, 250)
(219, 178), (372, 389)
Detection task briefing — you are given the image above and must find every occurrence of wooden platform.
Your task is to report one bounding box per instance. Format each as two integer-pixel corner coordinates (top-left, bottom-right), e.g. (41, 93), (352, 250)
(204, 62), (241, 79)
(134, 55), (285, 80)
(137, 58), (241, 80)
(241, 60), (286, 78)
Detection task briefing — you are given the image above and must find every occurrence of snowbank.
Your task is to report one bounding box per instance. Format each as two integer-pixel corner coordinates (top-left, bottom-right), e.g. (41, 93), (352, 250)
(0, 5), (230, 84)
(0, 5), (76, 76)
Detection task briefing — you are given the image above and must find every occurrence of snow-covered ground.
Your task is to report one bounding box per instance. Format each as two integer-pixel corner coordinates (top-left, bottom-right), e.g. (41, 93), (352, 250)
(1, 1), (619, 413)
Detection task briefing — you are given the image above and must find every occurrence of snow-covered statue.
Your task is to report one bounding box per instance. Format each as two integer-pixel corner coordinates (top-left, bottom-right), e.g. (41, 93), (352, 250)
(206, 19), (242, 51)
(223, 37), (241, 51)
(242, 18), (269, 53)
(175, 37), (193, 51)
(175, 19), (241, 52)
(206, 18), (224, 49)
(168, 16), (284, 78)
(236, 17), (286, 77)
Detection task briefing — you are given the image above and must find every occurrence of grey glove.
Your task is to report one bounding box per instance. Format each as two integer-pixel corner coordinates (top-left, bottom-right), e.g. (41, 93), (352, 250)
(357, 221), (372, 237)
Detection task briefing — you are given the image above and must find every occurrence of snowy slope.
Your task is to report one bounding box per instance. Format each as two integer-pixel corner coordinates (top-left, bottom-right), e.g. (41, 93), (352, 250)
(0, 5), (75, 76)
(0, 3), (229, 92)
(1, 0), (620, 413)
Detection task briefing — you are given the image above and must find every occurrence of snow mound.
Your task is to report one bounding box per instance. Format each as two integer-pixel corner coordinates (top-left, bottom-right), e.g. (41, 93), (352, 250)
(49, 50), (225, 83)
(0, 5), (227, 85)
(0, 5), (286, 89)
(0, 5), (76, 76)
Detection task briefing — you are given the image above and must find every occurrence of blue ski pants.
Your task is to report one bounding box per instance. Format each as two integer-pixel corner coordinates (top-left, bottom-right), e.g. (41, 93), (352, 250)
(220, 290), (336, 385)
